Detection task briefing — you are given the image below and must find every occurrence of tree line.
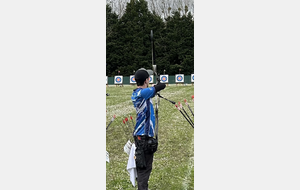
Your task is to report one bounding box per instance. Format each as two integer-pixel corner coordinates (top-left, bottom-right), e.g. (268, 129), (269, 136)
(106, 0), (194, 76)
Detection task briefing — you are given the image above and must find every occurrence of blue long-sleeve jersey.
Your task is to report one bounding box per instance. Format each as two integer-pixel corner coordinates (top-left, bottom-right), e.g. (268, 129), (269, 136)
(131, 87), (156, 137)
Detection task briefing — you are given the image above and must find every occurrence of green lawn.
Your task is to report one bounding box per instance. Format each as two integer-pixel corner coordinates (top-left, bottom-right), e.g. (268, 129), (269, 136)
(106, 84), (194, 190)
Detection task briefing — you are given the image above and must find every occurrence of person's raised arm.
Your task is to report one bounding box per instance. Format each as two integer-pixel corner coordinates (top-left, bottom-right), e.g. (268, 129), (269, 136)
(154, 82), (166, 93)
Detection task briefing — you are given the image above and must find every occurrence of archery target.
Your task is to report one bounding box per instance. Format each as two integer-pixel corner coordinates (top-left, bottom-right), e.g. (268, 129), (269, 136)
(130, 75), (136, 84)
(191, 74), (194, 82)
(149, 75), (153, 83)
(106, 76), (108, 84)
(160, 75), (168, 83)
(175, 74), (184, 83)
(114, 75), (123, 84)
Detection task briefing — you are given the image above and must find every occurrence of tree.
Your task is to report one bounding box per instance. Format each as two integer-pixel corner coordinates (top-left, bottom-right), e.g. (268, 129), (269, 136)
(106, 0), (165, 76)
(106, 4), (120, 76)
(106, 4), (118, 39)
(106, 0), (194, 19)
(163, 10), (194, 75)
(106, 0), (194, 76)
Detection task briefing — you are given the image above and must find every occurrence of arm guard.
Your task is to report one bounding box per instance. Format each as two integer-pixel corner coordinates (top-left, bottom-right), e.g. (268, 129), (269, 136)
(154, 82), (166, 93)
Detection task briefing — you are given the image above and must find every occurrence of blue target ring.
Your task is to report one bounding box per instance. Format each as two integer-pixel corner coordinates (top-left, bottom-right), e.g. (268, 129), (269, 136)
(130, 77), (135, 82)
(177, 75), (183, 81)
(115, 77), (121, 83)
(149, 76), (153, 82)
(161, 76), (167, 82)
(192, 75), (194, 80)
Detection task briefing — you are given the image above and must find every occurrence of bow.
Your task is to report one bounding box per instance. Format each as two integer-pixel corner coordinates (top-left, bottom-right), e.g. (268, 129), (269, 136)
(151, 30), (160, 141)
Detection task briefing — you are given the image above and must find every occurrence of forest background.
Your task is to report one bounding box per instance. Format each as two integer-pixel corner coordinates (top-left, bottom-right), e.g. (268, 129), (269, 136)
(106, 0), (194, 76)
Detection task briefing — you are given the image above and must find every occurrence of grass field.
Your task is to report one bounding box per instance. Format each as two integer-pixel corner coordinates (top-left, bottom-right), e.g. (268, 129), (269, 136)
(106, 84), (194, 190)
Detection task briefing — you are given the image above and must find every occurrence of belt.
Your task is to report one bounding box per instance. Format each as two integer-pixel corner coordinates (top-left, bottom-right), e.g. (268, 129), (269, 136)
(134, 135), (151, 141)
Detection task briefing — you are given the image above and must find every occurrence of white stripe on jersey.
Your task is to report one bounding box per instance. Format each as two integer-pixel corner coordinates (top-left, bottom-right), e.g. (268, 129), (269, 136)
(149, 119), (155, 136)
(136, 99), (146, 114)
(133, 119), (145, 135)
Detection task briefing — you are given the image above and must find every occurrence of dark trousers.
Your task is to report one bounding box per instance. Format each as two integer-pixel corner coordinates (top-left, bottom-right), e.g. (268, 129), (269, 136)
(134, 136), (154, 190)
(136, 151), (153, 190)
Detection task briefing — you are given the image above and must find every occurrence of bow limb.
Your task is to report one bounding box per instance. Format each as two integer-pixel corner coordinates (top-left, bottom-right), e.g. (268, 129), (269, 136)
(151, 30), (159, 141)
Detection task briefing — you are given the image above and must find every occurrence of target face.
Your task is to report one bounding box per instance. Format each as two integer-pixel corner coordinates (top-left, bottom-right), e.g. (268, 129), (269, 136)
(191, 74), (194, 82)
(175, 74), (184, 83)
(149, 75), (153, 83)
(106, 76), (108, 84)
(130, 75), (136, 84)
(114, 76), (123, 84)
(160, 75), (168, 83)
